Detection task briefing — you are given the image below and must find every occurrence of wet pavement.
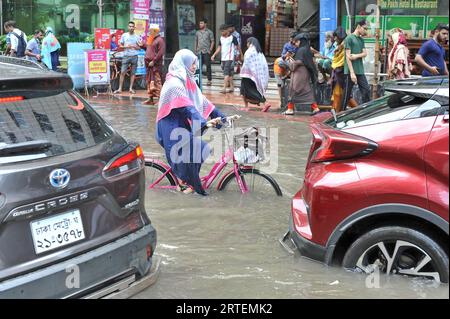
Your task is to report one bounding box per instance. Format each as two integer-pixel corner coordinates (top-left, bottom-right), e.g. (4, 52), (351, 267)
(89, 94), (449, 299)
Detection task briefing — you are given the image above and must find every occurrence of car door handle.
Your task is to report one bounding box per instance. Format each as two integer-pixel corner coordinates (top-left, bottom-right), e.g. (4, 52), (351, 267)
(443, 114), (449, 122)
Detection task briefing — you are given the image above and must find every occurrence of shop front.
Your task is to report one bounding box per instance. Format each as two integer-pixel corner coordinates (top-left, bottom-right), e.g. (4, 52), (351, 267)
(164, 0), (217, 55)
(337, 0), (449, 76)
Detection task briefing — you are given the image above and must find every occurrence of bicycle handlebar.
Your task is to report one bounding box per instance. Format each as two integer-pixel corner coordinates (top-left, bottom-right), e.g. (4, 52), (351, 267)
(207, 115), (241, 128)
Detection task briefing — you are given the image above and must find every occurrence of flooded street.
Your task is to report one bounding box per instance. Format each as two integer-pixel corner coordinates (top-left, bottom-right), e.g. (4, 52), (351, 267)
(91, 96), (449, 299)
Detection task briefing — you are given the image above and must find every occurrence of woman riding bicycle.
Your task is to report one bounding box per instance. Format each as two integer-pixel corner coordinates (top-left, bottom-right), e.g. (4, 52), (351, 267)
(155, 49), (226, 195)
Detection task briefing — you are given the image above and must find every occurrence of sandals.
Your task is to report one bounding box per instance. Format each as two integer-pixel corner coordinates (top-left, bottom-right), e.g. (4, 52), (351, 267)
(129, 89), (136, 94)
(113, 90), (122, 94)
(177, 183), (194, 194)
(283, 110), (294, 115)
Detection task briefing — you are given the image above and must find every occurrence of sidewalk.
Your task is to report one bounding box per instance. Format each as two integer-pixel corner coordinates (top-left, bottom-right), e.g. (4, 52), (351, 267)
(107, 87), (282, 111)
(106, 87), (332, 114)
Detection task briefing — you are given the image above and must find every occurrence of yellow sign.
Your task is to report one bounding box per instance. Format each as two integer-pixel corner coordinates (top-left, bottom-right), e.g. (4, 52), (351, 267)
(134, 19), (147, 37)
(89, 61), (107, 73)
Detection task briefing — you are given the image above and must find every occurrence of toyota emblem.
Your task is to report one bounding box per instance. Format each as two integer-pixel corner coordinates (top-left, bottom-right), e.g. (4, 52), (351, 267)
(49, 169), (71, 189)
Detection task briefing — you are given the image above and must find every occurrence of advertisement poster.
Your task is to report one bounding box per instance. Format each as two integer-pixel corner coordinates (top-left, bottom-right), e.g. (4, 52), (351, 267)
(134, 19), (148, 42)
(150, 0), (164, 11)
(133, 0), (150, 19)
(149, 10), (166, 38)
(240, 0), (257, 10)
(67, 42), (93, 90)
(95, 28), (111, 49)
(241, 15), (256, 49)
(385, 16), (426, 39)
(426, 16), (449, 37)
(84, 49), (110, 86)
(110, 29), (124, 46)
(136, 50), (147, 76)
(320, 0), (337, 52)
(177, 4), (196, 52)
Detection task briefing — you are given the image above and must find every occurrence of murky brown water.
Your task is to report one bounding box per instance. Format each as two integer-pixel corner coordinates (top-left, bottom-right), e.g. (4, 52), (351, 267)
(91, 96), (449, 299)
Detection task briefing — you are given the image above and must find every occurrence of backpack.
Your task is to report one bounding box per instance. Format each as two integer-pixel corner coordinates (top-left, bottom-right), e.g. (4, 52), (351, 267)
(11, 31), (26, 58)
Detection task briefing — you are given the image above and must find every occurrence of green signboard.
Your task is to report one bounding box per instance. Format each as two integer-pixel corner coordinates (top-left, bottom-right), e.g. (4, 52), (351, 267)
(426, 16), (450, 37)
(380, 0), (438, 9)
(385, 15), (426, 39)
(344, 15), (386, 41)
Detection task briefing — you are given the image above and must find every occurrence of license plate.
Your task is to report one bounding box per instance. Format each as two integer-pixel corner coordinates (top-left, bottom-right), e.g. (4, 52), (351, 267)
(30, 210), (85, 254)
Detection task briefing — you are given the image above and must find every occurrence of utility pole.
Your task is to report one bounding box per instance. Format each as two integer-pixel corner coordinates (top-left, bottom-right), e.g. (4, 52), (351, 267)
(1, 0), (3, 35)
(97, 0), (104, 28)
(373, 0), (381, 100)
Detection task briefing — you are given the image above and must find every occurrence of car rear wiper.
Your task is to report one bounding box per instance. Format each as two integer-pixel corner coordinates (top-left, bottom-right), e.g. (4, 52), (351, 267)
(0, 140), (52, 156)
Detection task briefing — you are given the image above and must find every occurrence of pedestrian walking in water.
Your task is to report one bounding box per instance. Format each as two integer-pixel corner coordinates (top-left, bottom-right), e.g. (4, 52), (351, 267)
(285, 33), (320, 115)
(195, 18), (215, 86)
(239, 37), (270, 109)
(387, 29), (411, 80)
(142, 24), (165, 105)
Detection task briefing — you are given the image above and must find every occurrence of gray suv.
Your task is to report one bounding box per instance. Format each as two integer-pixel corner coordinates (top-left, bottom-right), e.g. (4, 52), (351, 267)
(0, 57), (157, 298)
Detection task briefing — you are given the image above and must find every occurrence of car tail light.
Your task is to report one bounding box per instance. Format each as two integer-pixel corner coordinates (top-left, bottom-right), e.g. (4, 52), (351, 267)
(0, 96), (24, 103)
(310, 124), (378, 163)
(103, 145), (145, 179)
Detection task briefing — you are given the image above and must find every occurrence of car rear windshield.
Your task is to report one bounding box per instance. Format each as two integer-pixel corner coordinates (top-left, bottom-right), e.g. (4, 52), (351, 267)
(325, 91), (447, 130)
(0, 91), (113, 164)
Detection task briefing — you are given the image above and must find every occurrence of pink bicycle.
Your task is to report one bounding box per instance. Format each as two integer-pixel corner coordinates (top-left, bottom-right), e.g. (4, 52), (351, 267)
(144, 116), (282, 196)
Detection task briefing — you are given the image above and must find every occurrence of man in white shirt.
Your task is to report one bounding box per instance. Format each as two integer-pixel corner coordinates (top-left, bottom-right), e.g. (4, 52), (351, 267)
(3, 21), (27, 58)
(211, 24), (241, 94)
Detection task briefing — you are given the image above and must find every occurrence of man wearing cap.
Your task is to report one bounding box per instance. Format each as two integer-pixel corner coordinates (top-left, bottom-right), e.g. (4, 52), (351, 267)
(142, 24), (166, 105)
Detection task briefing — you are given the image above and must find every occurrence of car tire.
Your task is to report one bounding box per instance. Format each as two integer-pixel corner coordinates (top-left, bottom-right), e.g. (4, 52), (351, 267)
(342, 226), (449, 283)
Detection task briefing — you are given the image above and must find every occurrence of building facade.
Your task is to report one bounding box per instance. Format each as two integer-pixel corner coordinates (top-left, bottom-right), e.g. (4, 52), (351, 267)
(1, 0), (131, 37)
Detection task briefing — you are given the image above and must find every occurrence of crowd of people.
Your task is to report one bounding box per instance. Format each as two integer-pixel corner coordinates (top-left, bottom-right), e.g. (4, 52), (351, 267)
(273, 20), (449, 115)
(3, 20), (61, 71)
(3, 18), (448, 116)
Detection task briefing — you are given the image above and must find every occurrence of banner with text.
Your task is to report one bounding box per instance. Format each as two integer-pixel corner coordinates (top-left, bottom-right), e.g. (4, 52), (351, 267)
(84, 49), (110, 86)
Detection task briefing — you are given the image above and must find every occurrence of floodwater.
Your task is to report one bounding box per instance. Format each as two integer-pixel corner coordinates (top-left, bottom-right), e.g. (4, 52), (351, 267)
(91, 96), (449, 299)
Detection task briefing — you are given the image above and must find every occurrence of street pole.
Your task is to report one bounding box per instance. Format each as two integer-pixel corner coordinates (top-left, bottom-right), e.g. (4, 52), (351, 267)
(97, 0), (103, 28)
(1, 0), (3, 36)
(373, 0), (381, 100)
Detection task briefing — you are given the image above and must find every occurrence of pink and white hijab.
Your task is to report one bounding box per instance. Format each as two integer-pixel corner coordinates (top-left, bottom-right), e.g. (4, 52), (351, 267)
(156, 49), (215, 123)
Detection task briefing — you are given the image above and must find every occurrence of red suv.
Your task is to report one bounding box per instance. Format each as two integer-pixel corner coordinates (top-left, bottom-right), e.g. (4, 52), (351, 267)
(282, 76), (449, 283)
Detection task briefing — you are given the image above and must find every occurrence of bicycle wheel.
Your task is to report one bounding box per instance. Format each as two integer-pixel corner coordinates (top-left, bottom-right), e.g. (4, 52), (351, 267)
(218, 167), (282, 196)
(145, 161), (177, 189)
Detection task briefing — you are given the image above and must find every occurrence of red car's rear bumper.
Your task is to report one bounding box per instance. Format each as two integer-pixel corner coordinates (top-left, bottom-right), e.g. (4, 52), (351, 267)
(288, 190), (328, 263)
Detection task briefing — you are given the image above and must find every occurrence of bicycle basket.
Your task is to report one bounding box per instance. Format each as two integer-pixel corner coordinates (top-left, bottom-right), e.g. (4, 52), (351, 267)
(233, 127), (268, 164)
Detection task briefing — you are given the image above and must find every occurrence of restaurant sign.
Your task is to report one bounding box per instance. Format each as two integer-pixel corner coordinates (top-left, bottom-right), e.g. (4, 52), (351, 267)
(380, 0), (438, 9)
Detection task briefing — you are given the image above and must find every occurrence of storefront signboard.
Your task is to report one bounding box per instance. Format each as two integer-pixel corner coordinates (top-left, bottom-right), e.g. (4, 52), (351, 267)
(177, 4), (196, 52)
(426, 16), (449, 37)
(67, 42), (93, 90)
(344, 15), (386, 41)
(380, 0), (438, 9)
(385, 15), (426, 39)
(84, 49), (110, 86)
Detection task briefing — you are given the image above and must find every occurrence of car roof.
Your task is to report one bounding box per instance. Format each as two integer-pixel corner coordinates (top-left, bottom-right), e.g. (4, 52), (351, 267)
(0, 57), (73, 92)
(384, 76), (449, 98)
